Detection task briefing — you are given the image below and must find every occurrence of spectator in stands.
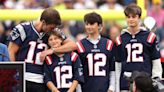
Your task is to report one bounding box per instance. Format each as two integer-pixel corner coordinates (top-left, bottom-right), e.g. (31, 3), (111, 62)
(132, 72), (154, 92)
(0, 22), (9, 61)
(99, 0), (124, 10)
(109, 25), (121, 42)
(0, 43), (9, 61)
(107, 25), (121, 92)
(148, 0), (164, 29)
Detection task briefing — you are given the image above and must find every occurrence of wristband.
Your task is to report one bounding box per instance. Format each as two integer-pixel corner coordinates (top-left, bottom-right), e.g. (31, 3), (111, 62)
(51, 47), (55, 53)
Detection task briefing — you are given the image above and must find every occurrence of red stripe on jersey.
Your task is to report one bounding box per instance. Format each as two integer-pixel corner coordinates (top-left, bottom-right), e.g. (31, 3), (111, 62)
(45, 56), (52, 65)
(161, 57), (164, 63)
(76, 41), (85, 53)
(115, 36), (122, 46)
(147, 32), (156, 44)
(106, 40), (113, 51)
(160, 49), (164, 62)
(71, 52), (78, 62)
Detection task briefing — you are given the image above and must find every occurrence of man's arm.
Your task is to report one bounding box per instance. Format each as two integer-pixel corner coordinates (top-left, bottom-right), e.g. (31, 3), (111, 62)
(115, 62), (121, 92)
(149, 33), (163, 78)
(40, 38), (77, 62)
(152, 59), (162, 78)
(108, 71), (115, 92)
(54, 38), (77, 54)
(8, 42), (20, 61)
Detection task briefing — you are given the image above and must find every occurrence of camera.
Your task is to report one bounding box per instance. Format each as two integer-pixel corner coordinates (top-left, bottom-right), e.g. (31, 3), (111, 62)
(152, 77), (164, 92)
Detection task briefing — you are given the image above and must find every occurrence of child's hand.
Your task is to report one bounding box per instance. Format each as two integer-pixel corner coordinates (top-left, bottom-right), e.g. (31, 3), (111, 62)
(40, 49), (54, 62)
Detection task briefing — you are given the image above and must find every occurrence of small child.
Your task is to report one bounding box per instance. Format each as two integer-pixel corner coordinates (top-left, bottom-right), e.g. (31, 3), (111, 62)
(44, 30), (84, 92)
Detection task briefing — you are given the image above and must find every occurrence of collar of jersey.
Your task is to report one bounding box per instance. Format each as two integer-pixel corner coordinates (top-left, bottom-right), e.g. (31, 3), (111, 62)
(122, 27), (147, 35)
(31, 21), (46, 39)
(87, 35), (101, 45)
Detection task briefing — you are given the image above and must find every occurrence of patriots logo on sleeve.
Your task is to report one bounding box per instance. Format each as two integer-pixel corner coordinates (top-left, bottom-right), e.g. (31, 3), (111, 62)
(10, 29), (20, 41)
(156, 41), (160, 51)
(78, 64), (83, 76)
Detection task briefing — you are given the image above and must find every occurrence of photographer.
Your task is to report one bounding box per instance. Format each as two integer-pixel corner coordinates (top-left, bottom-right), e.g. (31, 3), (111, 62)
(132, 74), (154, 92)
(128, 71), (164, 92)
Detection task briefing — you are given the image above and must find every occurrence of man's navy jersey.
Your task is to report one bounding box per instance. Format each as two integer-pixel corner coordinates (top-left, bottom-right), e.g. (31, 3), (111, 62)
(9, 22), (66, 83)
(44, 52), (84, 92)
(115, 27), (160, 90)
(76, 37), (115, 92)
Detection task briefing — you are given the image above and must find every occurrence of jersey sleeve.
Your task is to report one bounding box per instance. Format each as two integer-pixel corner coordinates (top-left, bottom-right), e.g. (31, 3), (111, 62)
(43, 56), (53, 84)
(9, 24), (26, 46)
(115, 36), (122, 63)
(106, 39), (115, 72)
(71, 52), (84, 83)
(109, 43), (116, 72)
(150, 37), (160, 60)
(76, 41), (85, 53)
(146, 32), (160, 60)
(43, 63), (52, 84)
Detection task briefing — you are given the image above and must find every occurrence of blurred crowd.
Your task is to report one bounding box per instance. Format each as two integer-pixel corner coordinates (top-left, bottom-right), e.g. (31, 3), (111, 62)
(0, 0), (164, 46)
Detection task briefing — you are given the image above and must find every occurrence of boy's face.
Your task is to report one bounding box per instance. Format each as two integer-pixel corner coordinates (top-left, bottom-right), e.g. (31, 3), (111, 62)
(48, 35), (62, 48)
(126, 14), (140, 28)
(132, 81), (137, 92)
(85, 22), (99, 35)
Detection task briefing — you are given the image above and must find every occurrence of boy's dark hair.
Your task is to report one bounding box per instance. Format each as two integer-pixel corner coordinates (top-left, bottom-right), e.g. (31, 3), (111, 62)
(124, 4), (142, 18)
(40, 8), (61, 26)
(84, 12), (102, 26)
(47, 29), (64, 42)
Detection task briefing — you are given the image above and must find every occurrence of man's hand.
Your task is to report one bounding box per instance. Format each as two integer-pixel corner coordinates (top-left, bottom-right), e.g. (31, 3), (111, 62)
(40, 49), (54, 62)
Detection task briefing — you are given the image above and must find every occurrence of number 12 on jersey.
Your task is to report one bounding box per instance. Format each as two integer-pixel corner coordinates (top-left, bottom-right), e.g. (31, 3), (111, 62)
(87, 53), (106, 76)
(54, 66), (73, 88)
(125, 43), (143, 62)
(25, 41), (48, 65)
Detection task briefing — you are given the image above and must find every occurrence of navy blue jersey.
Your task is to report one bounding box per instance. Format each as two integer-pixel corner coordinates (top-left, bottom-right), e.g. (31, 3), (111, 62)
(76, 37), (115, 92)
(9, 22), (66, 83)
(115, 28), (160, 90)
(44, 52), (84, 92)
